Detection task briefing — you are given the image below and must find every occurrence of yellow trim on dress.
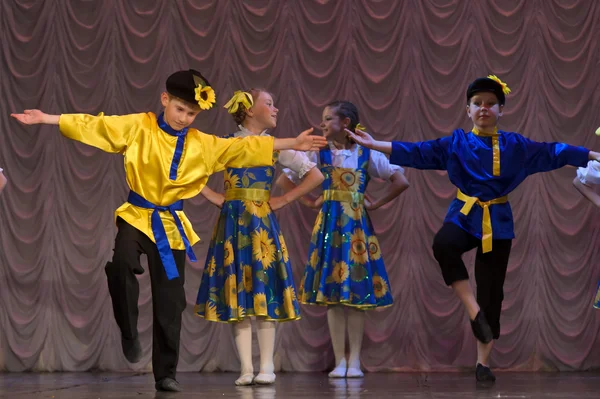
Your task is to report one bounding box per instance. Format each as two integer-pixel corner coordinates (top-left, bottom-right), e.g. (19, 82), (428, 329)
(193, 304), (300, 322)
(322, 190), (365, 204)
(225, 188), (271, 202)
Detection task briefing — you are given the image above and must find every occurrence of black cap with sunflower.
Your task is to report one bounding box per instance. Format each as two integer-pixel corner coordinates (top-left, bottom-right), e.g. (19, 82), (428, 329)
(166, 69), (216, 110)
(466, 75), (511, 106)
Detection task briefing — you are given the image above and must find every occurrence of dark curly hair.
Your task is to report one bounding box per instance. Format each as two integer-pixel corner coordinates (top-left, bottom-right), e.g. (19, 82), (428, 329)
(231, 88), (272, 125)
(326, 101), (360, 131)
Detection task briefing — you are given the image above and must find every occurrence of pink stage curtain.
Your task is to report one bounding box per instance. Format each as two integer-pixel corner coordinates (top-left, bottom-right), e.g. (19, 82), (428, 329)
(1, 0), (600, 372)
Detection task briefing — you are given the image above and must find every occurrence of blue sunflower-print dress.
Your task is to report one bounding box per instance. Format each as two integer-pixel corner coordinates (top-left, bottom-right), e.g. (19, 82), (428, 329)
(298, 146), (394, 309)
(576, 161), (600, 309)
(195, 129), (315, 322)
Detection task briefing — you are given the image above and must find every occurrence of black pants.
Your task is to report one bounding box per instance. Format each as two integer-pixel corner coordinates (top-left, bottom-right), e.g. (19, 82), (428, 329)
(432, 223), (512, 339)
(105, 218), (186, 382)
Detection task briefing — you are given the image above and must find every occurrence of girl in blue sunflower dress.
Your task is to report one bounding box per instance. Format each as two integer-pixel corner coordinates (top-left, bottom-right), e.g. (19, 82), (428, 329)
(573, 160), (600, 308)
(279, 101), (409, 378)
(195, 89), (324, 386)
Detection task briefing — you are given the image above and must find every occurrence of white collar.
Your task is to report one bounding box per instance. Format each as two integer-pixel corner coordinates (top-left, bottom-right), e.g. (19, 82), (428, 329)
(328, 141), (356, 156)
(235, 124), (269, 138)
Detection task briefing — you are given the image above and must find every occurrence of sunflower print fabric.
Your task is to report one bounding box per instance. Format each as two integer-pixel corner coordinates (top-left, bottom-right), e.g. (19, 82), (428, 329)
(298, 146), (393, 309)
(195, 150), (301, 322)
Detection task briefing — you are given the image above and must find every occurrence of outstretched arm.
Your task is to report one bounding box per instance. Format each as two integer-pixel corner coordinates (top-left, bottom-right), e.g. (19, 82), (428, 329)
(346, 128), (451, 170)
(273, 128), (327, 151)
(11, 109), (141, 153)
(209, 128), (326, 173)
(11, 110), (59, 125)
(521, 135), (595, 174)
(346, 128), (392, 154)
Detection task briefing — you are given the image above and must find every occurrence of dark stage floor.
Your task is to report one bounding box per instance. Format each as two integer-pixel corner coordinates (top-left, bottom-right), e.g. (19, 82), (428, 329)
(1, 371), (600, 398)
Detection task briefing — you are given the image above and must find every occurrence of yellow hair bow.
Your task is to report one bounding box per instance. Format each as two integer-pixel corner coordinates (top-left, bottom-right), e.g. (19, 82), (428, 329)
(355, 123), (366, 132)
(223, 91), (254, 114)
(487, 75), (511, 95)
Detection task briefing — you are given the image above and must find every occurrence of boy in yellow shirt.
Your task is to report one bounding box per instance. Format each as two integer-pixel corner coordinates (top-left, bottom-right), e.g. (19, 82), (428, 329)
(11, 69), (326, 392)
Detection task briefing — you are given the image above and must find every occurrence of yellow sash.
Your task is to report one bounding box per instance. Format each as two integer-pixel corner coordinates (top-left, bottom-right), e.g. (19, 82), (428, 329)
(323, 190), (364, 204)
(456, 189), (508, 253)
(225, 188), (271, 202)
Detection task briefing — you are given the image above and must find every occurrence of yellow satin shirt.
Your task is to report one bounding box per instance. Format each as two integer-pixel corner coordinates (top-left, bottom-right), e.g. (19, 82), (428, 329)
(59, 112), (274, 249)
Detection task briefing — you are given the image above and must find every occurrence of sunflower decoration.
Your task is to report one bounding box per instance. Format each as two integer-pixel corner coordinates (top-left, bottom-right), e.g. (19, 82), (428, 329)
(223, 90), (254, 114)
(283, 286), (297, 318)
(298, 275), (306, 298)
(223, 239), (235, 266)
(349, 228), (369, 265)
(316, 290), (326, 302)
(350, 264), (367, 282)
(205, 301), (218, 321)
(243, 264), (253, 293)
(341, 201), (362, 220)
(224, 274), (238, 311)
(332, 260), (350, 284)
(237, 305), (246, 319)
(193, 75), (216, 110)
(331, 168), (362, 192)
(243, 200), (271, 218)
(252, 228), (276, 269)
(223, 170), (240, 190)
(278, 233), (289, 263)
(309, 249), (320, 270)
(253, 292), (268, 315)
(206, 256), (217, 277)
(368, 236), (382, 261)
(487, 75), (511, 95)
(372, 275), (388, 298)
(312, 211), (324, 236)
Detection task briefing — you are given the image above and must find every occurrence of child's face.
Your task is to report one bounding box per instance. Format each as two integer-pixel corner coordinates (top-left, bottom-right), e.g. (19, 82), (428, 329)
(320, 106), (348, 139)
(466, 92), (503, 130)
(161, 93), (201, 130)
(247, 92), (278, 130)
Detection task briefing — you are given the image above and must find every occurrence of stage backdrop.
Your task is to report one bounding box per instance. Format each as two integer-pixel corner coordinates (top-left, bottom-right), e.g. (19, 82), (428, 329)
(1, 0), (600, 373)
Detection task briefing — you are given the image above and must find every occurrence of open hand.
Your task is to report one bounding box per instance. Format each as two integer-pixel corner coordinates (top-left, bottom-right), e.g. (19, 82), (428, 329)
(294, 128), (328, 151)
(345, 128), (375, 149)
(11, 109), (48, 125)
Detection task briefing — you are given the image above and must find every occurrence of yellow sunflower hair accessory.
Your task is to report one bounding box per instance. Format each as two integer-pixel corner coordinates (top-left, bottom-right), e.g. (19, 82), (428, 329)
(355, 123), (367, 132)
(224, 91), (254, 114)
(192, 75), (216, 110)
(487, 75), (511, 95)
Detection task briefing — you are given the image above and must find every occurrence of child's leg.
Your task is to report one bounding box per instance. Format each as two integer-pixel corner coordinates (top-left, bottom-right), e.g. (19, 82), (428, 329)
(346, 308), (365, 378)
(474, 239), (512, 367)
(327, 305), (347, 377)
(105, 219), (146, 364)
(234, 318), (254, 386)
(432, 223), (493, 342)
(477, 340), (494, 367)
(254, 319), (276, 384)
(146, 240), (186, 388)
